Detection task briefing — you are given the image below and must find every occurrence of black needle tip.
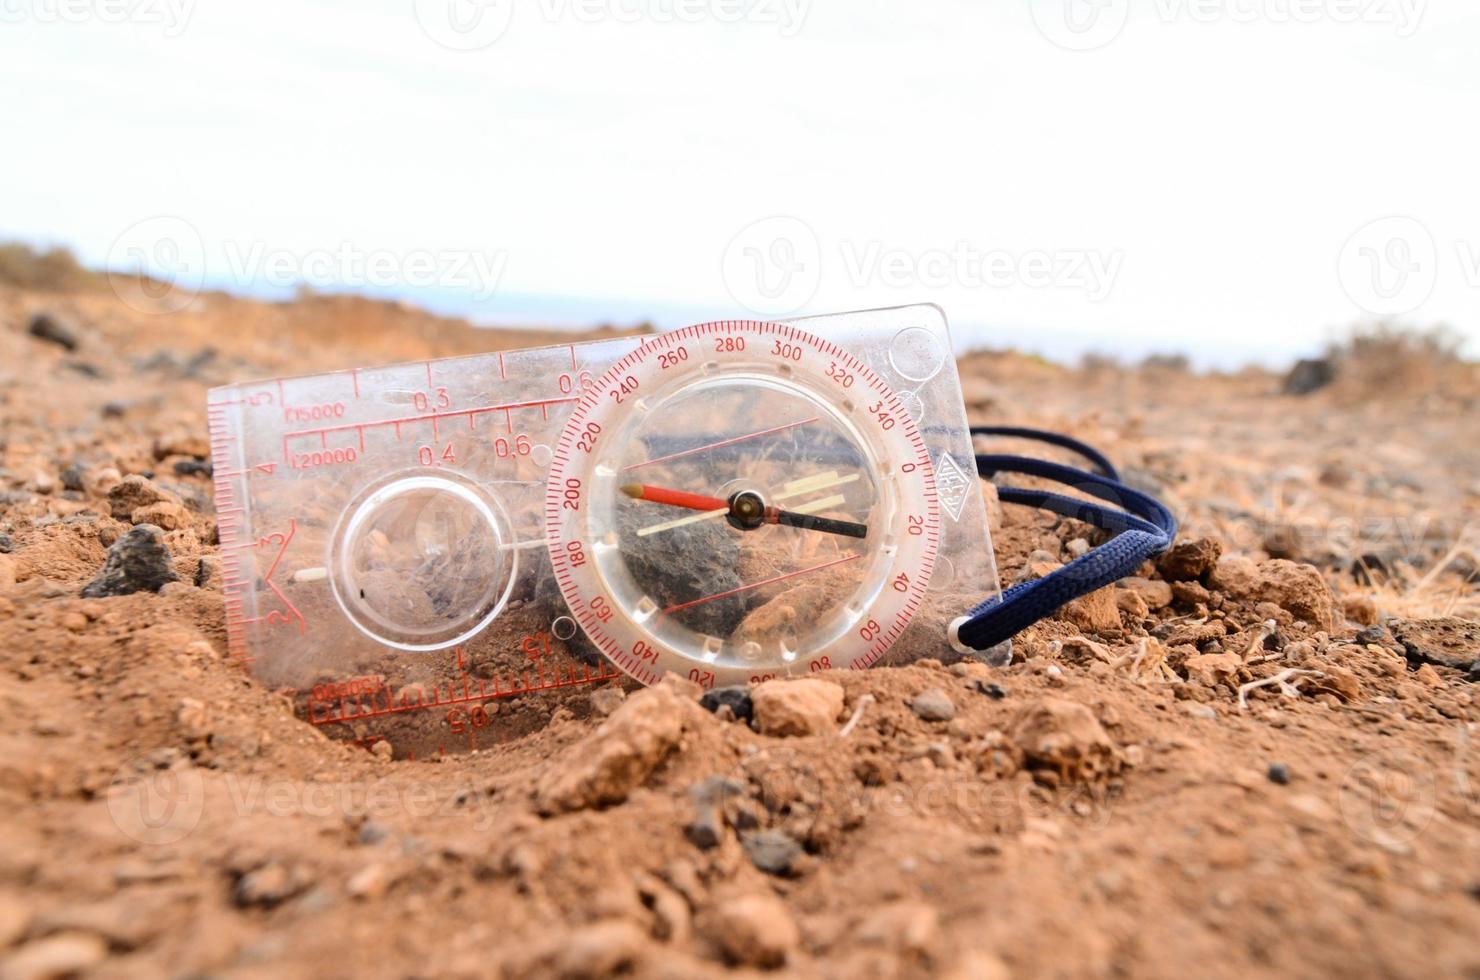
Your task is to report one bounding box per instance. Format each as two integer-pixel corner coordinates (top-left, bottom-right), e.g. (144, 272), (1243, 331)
(774, 509), (869, 539)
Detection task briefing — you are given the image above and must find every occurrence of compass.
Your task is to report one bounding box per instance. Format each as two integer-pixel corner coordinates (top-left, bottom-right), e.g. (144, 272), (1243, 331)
(545, 320), (942, 689)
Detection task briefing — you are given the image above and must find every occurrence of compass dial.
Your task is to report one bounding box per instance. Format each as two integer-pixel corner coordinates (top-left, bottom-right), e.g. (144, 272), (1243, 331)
(545, 321), (940, 689)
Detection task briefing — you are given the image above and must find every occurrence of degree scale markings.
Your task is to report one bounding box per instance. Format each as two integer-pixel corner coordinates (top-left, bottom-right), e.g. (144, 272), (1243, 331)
(546, 319), (941, 689)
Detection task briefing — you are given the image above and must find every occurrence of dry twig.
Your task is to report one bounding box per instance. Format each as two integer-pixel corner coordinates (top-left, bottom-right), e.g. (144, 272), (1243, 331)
(839, 694), (874, 738)
(1238, 668), (1324, 711)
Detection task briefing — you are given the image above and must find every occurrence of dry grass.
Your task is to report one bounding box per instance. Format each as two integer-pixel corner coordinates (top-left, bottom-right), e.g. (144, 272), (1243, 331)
(1349, 527), (1480, 621)
(0, 241), (106, 292)
(1327, 323), (1475, 398)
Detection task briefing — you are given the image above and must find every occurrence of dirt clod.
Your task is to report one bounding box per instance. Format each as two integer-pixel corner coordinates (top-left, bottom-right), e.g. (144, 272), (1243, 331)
(535, 678), (697, 814)
(1209, 556), (1261, 595)
(1210, 557), (1337, 631)
(1158, 537), (1222, 581)
(751, 678), (845, 737)
(941, 950), (1013, 980)
(1313, 663), (1362, 702)
(0, 894), (30, 948)
(1060, 585), (1122, 633)
(106, 475), (180, 521)
(855, 900), (942, 963)
(515, 919), (648, 979)
(588, 686), (626, 717)
(345, 863), (391, 900)
(709, 892), (799, 968)
(1256, 560), (1338, 632)
(0, 932), (108, 980)
(1011, 698), (1122, 784)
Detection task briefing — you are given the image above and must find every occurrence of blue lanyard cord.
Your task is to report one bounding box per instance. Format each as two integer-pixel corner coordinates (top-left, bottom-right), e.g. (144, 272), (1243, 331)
(954, 426), (1178, 653)
(971, 425), (1121, 481)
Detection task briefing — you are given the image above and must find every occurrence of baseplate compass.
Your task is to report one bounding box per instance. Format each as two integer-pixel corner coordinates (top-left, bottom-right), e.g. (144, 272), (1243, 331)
(206, 305), (1002, 757)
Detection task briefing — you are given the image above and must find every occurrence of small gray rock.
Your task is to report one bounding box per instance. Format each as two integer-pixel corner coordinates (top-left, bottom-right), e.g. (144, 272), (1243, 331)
(1354, 625), (1392, 647)
(974, 681), (1008, 700)
(63, 360), (105, 379)
(194, 555), (219, 588)
(357, 821), (389, 845)
(234, 862), (309, 908)
(0, 533), (11, 553)
(1267, 762), (1292, 785)
(1283, 357), (1335, 395)
(686, 776), (745, 850)
(27, 311), (81, 351)
(59, 463), (86, 493)
(80, 524), (180, 598)
(700, 686), (753, 723)
(742, 829), (802, 875)
(1389, 618), (1480, 671)
(909, 688), (956, 722)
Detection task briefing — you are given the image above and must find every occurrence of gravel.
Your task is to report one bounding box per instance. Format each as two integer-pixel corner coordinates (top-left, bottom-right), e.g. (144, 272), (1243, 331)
(741, 829), (803, 875)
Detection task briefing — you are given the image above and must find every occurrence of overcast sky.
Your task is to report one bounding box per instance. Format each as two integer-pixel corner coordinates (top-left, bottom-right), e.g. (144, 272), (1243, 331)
(2, 0), (1476, 365)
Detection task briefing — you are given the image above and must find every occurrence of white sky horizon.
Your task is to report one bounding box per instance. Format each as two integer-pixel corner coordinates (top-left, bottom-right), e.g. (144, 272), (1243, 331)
(3, 0), (1477, 368)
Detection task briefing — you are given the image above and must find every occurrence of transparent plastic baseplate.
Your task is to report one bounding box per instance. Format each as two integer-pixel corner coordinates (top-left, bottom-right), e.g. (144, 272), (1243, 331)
(207, 305), (1005, 757)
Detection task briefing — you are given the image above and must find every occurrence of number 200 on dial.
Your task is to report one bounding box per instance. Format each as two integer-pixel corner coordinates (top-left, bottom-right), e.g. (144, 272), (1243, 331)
(545, 321), (941, 689)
